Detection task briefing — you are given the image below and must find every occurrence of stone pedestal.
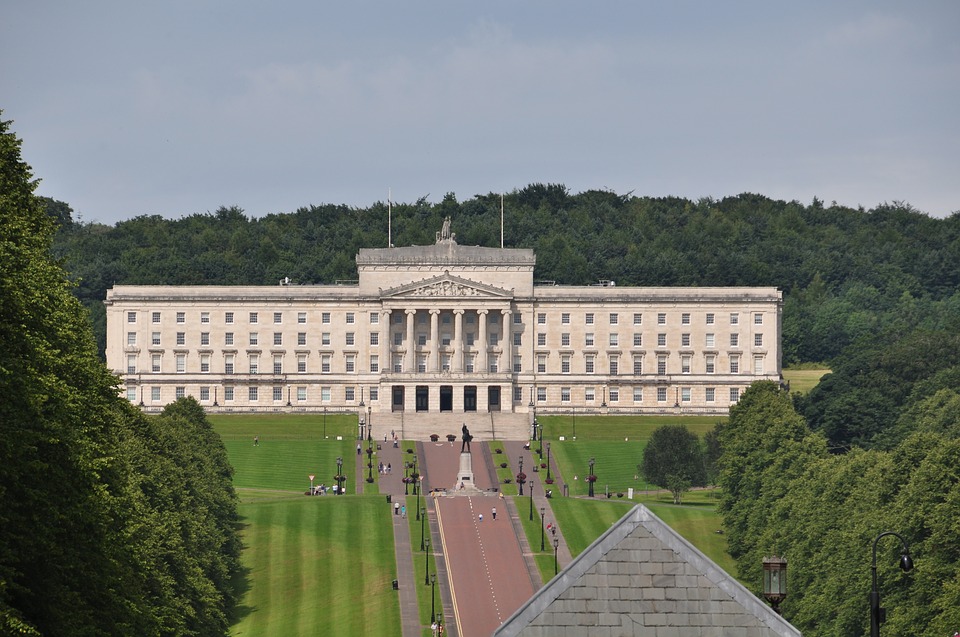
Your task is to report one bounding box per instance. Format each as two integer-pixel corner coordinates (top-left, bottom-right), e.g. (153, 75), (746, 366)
(456, 452), (475, 489)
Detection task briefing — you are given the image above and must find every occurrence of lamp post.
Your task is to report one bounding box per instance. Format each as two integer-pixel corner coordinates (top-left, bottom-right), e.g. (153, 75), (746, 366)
(529, 480), (535, 521)
(553, 537), (560, 575)
(546, 442), (552, 481)
(540, 507), (546, 552)
(323, 406), (327, 439)
(430, 573), (437, 624)
(420, 506), (426, 551)
(762, 556), (788, 615)
(335, 456), (343, 495)
(588, 457), (596, 498)
(518, 456), (524, 496)
(367, 404), (372, 445)
(286, 384), (291, 407)
(404, 462), (410, 495)
(572, 405), (576, 439)
(870, 532), (914, 637)
(536, 419), (543, 458)
(359, 416), (365, 441)
(424, 538), (431, 585)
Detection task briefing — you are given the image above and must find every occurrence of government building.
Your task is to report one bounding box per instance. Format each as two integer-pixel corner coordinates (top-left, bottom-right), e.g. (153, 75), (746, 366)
(105, 220), (782, 437)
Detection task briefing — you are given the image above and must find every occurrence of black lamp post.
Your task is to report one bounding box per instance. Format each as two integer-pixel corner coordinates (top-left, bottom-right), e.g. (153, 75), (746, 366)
(323, 406), (327, 439)
(420, 506), (426, 551)
(535, 419), (542, 458)
(529, 480), (535, 521)
(546, 442), (552, 481)
(359, 416), (365, 441)
(518, 456), (524, 496)
(762, 555), (788, 615)
(404, 462), (410, 495)
(366, 445), (374, 483)
(335, 456), (343, 495)
(553, 537), (560, 575)
(870, 532), (914, 637)
(540, 507), (546, 552)
(588, 457), (596, 498)
(424, 538), (431, 585)
(430, 573), (437, 624)
(367, 405), (372, 445)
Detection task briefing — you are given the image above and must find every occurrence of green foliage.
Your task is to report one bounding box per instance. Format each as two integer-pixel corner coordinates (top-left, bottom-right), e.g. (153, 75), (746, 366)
(640, 425), (707, 504)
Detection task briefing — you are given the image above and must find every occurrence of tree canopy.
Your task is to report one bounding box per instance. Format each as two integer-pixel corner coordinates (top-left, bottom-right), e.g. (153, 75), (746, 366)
(640, 424), (707, 504)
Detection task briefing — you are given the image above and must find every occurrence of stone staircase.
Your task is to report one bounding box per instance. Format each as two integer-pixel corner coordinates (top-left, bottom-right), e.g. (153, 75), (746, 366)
(365, 411), (529, 443)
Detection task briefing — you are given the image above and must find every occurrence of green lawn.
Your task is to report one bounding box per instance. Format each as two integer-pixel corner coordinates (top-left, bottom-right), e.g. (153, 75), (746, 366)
(782, 368), (830, 394)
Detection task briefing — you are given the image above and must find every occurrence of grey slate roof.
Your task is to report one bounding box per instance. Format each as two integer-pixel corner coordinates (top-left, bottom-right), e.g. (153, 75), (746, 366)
(494, 505), (800, 637)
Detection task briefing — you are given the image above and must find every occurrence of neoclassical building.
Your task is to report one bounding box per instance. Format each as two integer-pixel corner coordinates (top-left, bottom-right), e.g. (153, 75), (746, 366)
(105, 224), (782, 421)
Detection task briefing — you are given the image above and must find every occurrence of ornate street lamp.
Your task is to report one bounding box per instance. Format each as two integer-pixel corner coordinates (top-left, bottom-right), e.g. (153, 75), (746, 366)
(529, 480), (535, 521)
(335, 456), (343, 495)
(430, 573), (437, 624)
(587, 457), (596, 498)
(517, 456), (524, 496)
(420, 506), (426, 551)
(537, 419), (543, 458)
(553, 537), (560, 575)
(540, 507), (546, 552)
(424, 538), (431, 586)
(322, 406), (327, 439)
(762, 555), (788, 615)
(404, 461), (410, 495)
(870, 532), (914, 637)
(546, 442), (552, 481)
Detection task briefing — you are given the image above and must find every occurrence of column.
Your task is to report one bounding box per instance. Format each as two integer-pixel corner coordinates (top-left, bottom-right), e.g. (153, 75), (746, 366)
(453, 309), (464, 372)
(405, 310), (416, 373)
(429, 309), (440, 372)
(502, 309), (512, 374)
(381, 310), (391, 374)
(477, 309), (488, 373)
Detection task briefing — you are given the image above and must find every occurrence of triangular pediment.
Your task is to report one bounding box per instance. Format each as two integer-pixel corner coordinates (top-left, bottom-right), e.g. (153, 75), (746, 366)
(381, 273), (512, 299)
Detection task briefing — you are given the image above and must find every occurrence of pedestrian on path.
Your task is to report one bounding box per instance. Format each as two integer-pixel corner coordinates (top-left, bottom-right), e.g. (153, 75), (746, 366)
(401, 505), (406, 518)
(253, 435), (259, 446)
(357, 443), (361, 455)
(479, 513), (483, 522)
(492, 507), (497, 520)
(395, 502), (400, 516)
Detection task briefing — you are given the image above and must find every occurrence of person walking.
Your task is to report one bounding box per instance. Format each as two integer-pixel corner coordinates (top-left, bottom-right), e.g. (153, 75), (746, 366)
(401, 505), (406, 518)
(478, 514), (483, 523)
(492, 507), (497, 520)
(253, 435), (259, 446)
(357, 443), (361, 455)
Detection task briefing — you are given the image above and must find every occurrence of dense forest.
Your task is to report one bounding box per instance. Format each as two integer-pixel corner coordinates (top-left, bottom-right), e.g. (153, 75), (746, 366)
(2, 115), (240, 635)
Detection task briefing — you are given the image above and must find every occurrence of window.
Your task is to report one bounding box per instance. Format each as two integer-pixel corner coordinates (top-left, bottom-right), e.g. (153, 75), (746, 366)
(321, 355), (331, 373)
(681, 313), (690, 325)
(225, 332), (234, 346)
(585, 333), (595, 347)
(681, 387), (691, 402)
(657, 387), (668, 402)
(730, 388), (740, 402)
(200, 354), (210, 373)
(151, 332), (161, 346)
(442, 354), (451, 371)
(609, 333), (619, 347)
(225, 312), (234, 324)
(176, 332), (185, 346)
(418, 334), (427, 346)
(513, 355), (522, 373)
(201, 312), (210, 324)
(513, 386), (523, 402)
(298, 332), (307, 346)
(127, 332), (137, 346)
(393, 355), (403, 373)
(706, 387), (715, 402)
(370, 387), (379, 402)
(633, 333), (642, 347)
(393, 332), (402, 346)
(754, 355), (764, 374)
(561, 387), (571, 402)
(273, 312), (282, 324)
(561, 313), (570, 324)
(441, 332), (451, 346)
(298, 312), (307, 324)
(273, 386), (283, 401)
(152, 354), (161, 372)
(513, 313), (522, 324)
(465, 354), (474, 373)
(249, 355), (259, 374)
(297, 386), (307, 401)
(585, 387), (595, 402)
(322, 312), (331, 324)
(657, 333), (666, 347)
(537, 313), (546, 325)
(681, 333), (690, 347)
(346, 333), (355, 346)
(488, 355), (498, 373)
(657, 313), (666, 325)
(154, 312), (163, 323)
(345, 354), (355, 373)
(489, 314), (499, 325)
(609, 388), (619, 402)
(322, 333), (331, 346)
(754, 313), (763, 325)
(730, 356), (740, 374)
(705, 333), (715, 348)
(609, 356), (619, 375)
(706, 313), (715, 325)
(345, 387), (355, 401)
(537, 333), (547, 346)
(633, 387), (643, 402)
(298, 354), (307, 373)
(706, 355), (716, 374)
(370, 312), (379, 324)
(273, 355), (283, 375)
(754, 333), (763, 347)
(633, 313), (642, 325)
(561, 355), (571, 374)
(370, 332), (379, 346)
(127, 311), (137, 323)
(224, 354), (234, 374)
(513, 332), (522, 347)
(224, 386), (234, 401)
(585, 355), (595, 374)
(730, 333), (739, 347)
(126, 355), (136, 374)
(730, 313), (739, 325)
(126, 387), (137, 402)
(681, 355), (691, 374)
(370, 355), (379, 373)
(466, 333), (474, 346)
(585, 313), (594, 325)
(174, 386), (185, 399)
(249, 312), (258, 324)
(151, 386), (161, 401)
(249, 332), (258, 346)
(537, 386), (546, 402)
(249, 387), (258, 401)
(321, 387), (331, 402)
(200, 332), (210, 346)
(346, 312), (355, 324)
(561, 333), (571, 347)
(489, 333), (498, 346)
(537, 355), (546, 374)
(633, 356), (642, 375)
(417, 356), (426, 373)
(271, 332), (281, 346)
(394, 313), (403, 324)
(657, 355), (667, 375)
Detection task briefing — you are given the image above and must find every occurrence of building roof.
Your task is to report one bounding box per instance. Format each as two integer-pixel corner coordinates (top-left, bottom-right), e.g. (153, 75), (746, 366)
(494, 505), (800, 637)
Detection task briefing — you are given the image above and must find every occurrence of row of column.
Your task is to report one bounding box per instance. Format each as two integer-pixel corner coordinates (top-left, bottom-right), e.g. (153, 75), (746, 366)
(381, 308), (512, 374)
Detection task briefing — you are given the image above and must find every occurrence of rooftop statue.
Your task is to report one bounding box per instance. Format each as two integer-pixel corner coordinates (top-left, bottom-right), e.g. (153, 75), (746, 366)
(436, 216), (456, 244)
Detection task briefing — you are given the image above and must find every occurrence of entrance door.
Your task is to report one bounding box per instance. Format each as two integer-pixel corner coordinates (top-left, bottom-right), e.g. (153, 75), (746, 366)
(463, 386), (477, 412)
(416, 386), (429, 412)
(439, 386), (453, 412)
(487, 386), (501, 412)
(392, 386), (405, 412)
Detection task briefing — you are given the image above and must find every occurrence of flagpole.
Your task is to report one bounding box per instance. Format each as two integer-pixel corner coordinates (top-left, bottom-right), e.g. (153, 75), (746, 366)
(501, 193), (504, 248)
(388, 188), (393, 248)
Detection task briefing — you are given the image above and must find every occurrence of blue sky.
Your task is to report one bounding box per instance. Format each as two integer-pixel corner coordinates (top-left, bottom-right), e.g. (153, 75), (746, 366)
(3, 1), (958, 224)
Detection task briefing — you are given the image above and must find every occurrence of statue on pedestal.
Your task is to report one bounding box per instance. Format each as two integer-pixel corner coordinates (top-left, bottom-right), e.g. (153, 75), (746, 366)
(461, 423), (473, 453)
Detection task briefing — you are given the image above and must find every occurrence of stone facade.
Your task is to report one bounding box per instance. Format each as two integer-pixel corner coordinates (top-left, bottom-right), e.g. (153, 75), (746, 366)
(105, 232), (782, 423)
(494, 506), (800, 637)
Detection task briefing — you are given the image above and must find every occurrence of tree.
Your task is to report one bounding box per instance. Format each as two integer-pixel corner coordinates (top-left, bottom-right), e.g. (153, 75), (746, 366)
(641, 424), (707, 504)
